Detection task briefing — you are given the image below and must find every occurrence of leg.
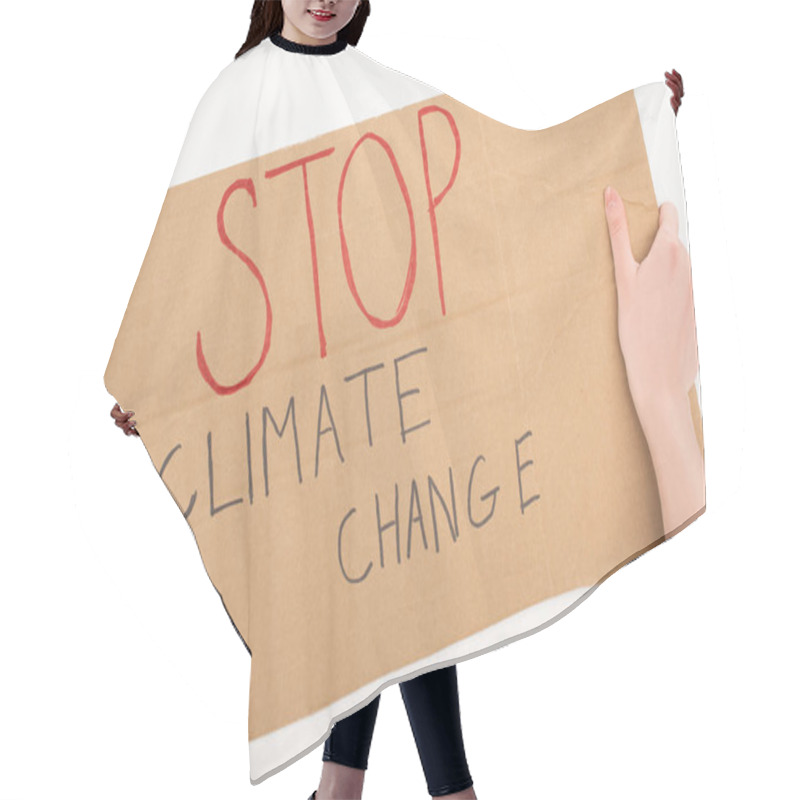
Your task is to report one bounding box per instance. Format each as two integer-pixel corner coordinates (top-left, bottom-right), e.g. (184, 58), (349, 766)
(317, 693), (381, 800)
(400, 664), (476, 798)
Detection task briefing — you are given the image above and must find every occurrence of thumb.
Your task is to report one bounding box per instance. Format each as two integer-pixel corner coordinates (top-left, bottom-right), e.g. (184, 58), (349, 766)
(604, 185), (637, 296)
(652, 200), (680, 248)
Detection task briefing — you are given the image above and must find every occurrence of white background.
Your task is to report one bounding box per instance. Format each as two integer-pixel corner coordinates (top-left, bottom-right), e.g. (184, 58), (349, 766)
(1, 1), (797, 798)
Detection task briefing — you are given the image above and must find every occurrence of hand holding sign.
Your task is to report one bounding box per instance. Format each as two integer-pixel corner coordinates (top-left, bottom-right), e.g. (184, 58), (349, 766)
(665, 68), (684, 116)
(603, 185), (704, 537)
(603, 185), (698, 407)
(111, 402), (139, 437)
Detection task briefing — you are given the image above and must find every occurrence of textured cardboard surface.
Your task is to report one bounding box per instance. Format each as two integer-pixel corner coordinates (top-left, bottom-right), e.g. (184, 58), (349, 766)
(105, 86), (704, 762)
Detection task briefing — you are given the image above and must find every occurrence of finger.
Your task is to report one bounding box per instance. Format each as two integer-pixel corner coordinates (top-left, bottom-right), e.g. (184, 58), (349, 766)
(115, 411), (137, 430)
(665, 70), (684, 96)
(652, 201), (680, 250)
(665, 81), (681, 116)
(660, 201), (679, 237)
(111, 404), (131, 420)
(603, 185), (637, 292)
(669, 87), (680, 110)
(665, 78), (682, 104)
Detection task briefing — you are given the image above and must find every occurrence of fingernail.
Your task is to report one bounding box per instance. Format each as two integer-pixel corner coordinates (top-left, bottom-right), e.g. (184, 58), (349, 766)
(604, 186), (616, 208)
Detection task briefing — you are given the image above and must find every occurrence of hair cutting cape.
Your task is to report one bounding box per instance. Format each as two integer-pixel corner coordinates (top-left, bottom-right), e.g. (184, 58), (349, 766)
(104, 31), (705, 786)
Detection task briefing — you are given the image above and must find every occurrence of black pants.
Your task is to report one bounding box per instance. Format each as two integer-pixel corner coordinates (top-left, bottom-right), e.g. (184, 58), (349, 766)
(323, 664), (474, 797)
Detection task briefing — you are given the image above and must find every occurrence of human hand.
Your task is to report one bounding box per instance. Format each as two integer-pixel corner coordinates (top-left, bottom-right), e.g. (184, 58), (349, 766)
(111, 402), (139, 437)
(603, 185), (698, 410)
(603, 185), (704, 536)
(665, 68), (684, 116)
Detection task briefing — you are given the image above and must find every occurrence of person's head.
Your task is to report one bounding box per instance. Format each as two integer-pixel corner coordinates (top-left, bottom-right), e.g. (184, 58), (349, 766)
(236, 0), (371, 59)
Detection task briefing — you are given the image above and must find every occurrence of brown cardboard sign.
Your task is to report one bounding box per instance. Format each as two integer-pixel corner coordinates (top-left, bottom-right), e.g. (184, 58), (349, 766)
(104, 39), (704, 783)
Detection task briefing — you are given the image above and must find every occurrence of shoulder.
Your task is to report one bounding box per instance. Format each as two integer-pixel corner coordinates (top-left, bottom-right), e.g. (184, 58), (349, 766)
(192, 43), (268, 127)
(169, 42), (270, 188)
